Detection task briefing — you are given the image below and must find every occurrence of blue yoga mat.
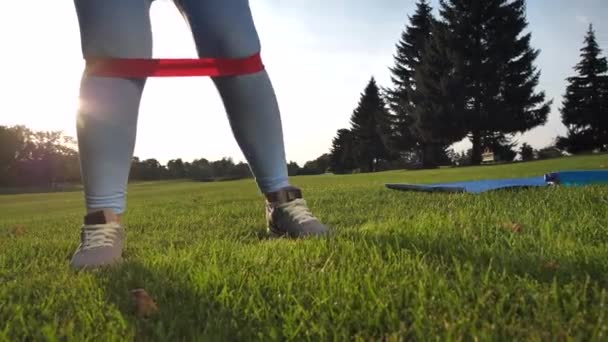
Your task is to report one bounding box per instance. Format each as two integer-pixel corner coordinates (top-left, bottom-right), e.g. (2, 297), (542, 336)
(385, 170), (608, 194)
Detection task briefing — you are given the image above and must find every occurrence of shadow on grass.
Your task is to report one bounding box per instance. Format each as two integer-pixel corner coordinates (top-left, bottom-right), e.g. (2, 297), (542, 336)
(347, 229), (608, 286)
(93, 260), (270, 341)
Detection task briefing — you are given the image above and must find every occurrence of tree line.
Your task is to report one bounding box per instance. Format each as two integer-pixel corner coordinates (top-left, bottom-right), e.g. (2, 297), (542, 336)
(0, 125), (252, 187)
(0, 125), (334, 188)
(0, 125), (80, 188)
(329, 0), (608, 172)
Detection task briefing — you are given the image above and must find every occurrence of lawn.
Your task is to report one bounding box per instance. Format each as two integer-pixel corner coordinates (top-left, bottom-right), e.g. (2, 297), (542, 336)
(1, 154), (607, 340)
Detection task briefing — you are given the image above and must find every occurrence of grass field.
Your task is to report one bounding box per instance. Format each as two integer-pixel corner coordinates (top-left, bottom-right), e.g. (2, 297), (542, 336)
(1, 154), (608, 340)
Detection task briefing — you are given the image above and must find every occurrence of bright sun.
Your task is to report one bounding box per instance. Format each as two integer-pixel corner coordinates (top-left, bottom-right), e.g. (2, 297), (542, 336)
(1, 0), (84, 137)
(4, 67), (83, 137)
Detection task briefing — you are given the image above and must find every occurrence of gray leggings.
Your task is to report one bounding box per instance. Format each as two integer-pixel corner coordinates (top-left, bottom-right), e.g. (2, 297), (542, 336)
(74, 0), (289, 214)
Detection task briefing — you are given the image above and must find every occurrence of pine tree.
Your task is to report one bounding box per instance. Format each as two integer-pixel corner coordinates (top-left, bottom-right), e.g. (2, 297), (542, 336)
(385, 0), (434, 155)
(439, 0), (550, 164)
(329, 129), (356, 174)
(558, 24), (608, 152)
(409, 22), (468, 167)
(349, 77), (392, 172)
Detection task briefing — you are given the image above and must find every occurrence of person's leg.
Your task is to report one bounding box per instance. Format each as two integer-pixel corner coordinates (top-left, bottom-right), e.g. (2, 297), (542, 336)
(174, 0), (289, 194)
(71, 0), (153, 268)
(74, 0), (153, 216)
(175, 0), (327, 237)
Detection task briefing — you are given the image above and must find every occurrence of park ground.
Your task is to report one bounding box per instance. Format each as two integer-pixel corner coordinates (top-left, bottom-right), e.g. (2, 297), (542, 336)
(1, 154), (608, 340)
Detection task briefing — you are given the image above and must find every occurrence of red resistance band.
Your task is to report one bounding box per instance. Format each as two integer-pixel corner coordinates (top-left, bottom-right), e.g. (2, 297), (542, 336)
(85, 53), (264, 77)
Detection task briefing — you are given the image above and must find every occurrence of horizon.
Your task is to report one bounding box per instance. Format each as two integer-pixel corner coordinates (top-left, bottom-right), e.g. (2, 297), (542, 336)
(1, 0), (607, 166)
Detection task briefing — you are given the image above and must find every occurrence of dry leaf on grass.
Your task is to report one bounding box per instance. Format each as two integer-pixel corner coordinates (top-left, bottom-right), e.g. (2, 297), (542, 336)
(11, 225), (26, 237)
(501, 222), (523, 233)
(542, 260), (559, 271)
(130, 288), (159, 317)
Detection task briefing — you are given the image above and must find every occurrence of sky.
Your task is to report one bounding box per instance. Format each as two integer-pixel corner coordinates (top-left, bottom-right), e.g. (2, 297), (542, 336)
(0, 0), (606, 166)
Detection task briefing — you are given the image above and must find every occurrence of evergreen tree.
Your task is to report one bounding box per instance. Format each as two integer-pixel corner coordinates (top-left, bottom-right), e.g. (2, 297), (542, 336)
(409, 22), (468, 167)
(385, 0), (434, 155)
(558, 24), (608, 152)
(349, 77), (392, 172)
(329, 129), (356, 174)
(439, 0), (550, 164)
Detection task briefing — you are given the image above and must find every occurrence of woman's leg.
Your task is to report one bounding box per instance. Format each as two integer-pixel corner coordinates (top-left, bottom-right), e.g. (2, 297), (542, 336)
(74, 0), (153, 215)
(71, 0), (153, 268)
(174, 0), (328, 237)
(174, 0), (289, 194)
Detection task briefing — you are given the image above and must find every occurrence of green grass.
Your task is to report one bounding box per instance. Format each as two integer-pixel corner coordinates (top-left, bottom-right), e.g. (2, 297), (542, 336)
(1, 154), (608, 340)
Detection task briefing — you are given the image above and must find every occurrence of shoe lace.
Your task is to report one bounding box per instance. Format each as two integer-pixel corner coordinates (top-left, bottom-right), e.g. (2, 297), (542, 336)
(280, 198), (316, 224)
(80, 223), (121, 251)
